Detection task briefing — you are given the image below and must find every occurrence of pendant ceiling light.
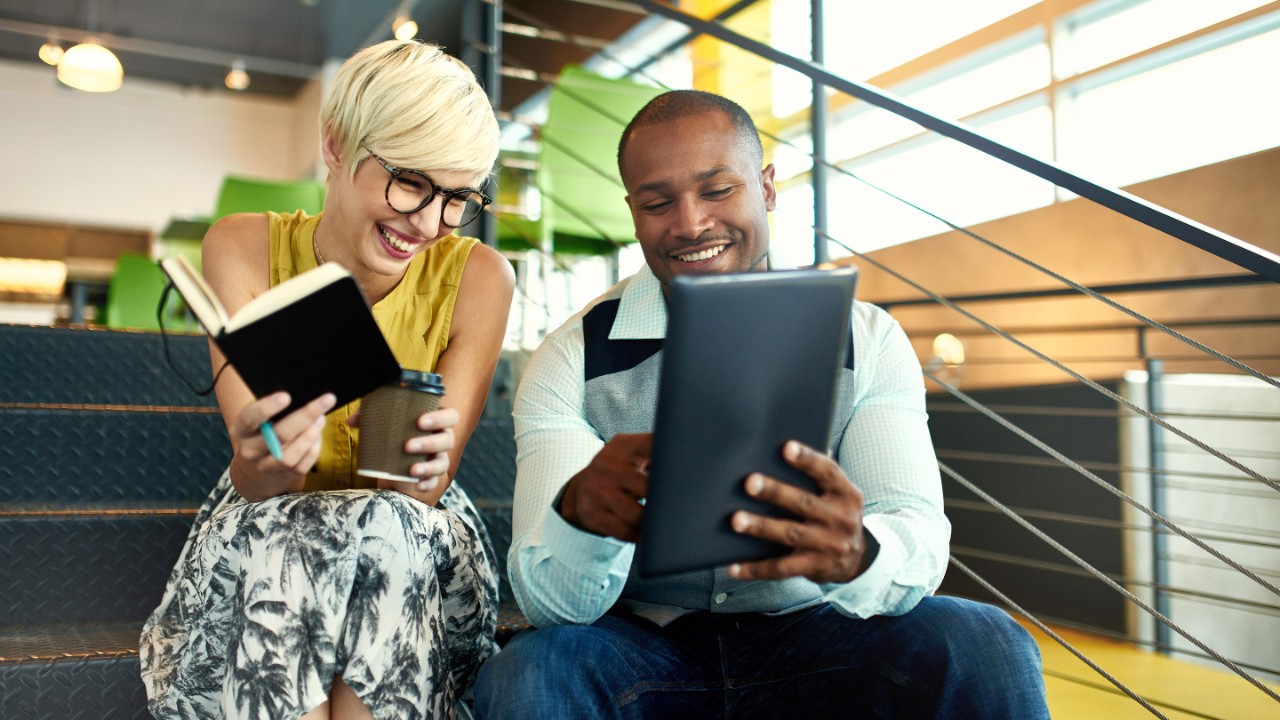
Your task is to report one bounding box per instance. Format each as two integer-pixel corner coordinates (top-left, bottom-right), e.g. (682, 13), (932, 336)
(57, 41), (123, 92)
(57, 0), (122, 93)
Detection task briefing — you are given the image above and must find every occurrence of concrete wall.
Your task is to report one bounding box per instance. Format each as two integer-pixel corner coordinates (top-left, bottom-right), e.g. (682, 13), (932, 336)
(0, 59), (323, 236)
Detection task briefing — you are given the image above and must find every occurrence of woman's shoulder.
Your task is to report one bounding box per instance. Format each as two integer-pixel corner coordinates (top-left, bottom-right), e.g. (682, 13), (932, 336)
(202, 213), (272, 307)
(453, 239), (515, 303)
(203, 214), (268, 268)
(416, 235), (513, 289)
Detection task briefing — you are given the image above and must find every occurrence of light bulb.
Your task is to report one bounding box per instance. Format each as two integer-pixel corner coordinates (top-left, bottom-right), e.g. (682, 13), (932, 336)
(39, 40), (64, 66)
(225, 61), (250, 91)
(932, 333), (966, 366)
(57, 42), (123, 92)
(392, 15), (418, 40)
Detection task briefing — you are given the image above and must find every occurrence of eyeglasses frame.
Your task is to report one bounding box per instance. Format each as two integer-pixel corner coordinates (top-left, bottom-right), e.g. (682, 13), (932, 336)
(362, 146), (492, 228)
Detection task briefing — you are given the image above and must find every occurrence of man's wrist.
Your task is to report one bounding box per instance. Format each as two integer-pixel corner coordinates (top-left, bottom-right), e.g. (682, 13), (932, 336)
(555, 480), (580, 527)
(857, 526), (881, 575)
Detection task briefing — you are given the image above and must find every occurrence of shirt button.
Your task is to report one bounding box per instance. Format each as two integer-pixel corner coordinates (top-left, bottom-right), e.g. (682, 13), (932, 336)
(714, 593), (728, 604)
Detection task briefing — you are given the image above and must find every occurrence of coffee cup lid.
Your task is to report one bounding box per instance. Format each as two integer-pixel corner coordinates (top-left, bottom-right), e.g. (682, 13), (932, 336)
(397, 369), (445, 393)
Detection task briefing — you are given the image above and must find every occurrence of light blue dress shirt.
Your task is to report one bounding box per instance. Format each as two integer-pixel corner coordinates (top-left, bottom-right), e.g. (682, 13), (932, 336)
(508, 264), (951, 628)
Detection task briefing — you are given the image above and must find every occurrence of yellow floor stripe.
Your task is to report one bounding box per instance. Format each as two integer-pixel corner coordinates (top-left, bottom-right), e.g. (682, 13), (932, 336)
(1020, 619), (1280, 719)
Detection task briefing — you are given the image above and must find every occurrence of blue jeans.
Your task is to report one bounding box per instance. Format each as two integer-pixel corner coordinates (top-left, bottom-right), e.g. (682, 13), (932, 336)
(473, 596), (1048, 719)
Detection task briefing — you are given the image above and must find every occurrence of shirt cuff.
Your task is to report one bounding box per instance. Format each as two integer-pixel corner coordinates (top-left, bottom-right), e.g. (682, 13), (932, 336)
(541, 498), (633, 571)
(820, 516), (907, 618)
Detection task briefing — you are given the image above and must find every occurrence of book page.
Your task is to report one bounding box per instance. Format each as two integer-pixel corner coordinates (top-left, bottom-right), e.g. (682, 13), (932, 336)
(159, 254), (228, 335)
(226, 262), (352, 333)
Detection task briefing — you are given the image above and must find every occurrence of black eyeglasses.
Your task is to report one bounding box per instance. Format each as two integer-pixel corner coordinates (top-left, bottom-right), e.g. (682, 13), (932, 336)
(362, 147), (491, 228)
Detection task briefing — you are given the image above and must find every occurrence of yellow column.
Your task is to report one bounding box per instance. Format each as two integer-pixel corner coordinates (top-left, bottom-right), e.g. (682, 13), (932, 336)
(684, 0), (780, 160)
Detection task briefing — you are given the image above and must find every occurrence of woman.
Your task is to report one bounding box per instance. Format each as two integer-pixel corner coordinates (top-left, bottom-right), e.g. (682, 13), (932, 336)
(140, 40), (514, 719)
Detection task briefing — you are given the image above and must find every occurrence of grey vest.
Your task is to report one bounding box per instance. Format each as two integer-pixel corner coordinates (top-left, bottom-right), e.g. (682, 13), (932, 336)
(580, 298), (858, 620)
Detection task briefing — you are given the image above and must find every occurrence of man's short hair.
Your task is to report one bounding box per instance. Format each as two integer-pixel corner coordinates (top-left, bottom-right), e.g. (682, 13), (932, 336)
(321, 40), (499, 184)
(617, 90), (763, 183)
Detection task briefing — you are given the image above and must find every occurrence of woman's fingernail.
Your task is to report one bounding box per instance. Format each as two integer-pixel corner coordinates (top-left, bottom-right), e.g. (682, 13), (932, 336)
(418, 416), (434, 430)
(746, 475), (764, 495)
(418, 476), (439, 492)
(406, 441), (421, 453)
(732, 512), (752, 532)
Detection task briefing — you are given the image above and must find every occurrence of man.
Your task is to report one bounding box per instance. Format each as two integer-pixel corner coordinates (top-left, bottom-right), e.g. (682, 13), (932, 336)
(474, 90), (1049, 719)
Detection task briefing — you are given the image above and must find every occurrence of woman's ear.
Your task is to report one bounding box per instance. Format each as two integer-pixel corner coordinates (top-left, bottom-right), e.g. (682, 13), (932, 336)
(320, 128), (343, 174)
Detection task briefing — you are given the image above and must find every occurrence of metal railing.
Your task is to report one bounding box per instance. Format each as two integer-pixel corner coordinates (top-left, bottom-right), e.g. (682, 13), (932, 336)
(470, 0), (1280, 714)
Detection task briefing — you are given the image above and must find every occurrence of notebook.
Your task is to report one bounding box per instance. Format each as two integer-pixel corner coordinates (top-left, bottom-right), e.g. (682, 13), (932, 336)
(636, 266), (858, 577)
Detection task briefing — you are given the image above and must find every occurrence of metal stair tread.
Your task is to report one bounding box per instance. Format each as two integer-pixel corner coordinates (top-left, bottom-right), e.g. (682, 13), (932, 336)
(0, 620), (143, 664)
(0, 501), (199, 519)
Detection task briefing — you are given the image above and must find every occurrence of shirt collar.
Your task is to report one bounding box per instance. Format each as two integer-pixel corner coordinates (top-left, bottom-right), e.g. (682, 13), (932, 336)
(610, 264), (667, 340)
(606, 246), (789, 340)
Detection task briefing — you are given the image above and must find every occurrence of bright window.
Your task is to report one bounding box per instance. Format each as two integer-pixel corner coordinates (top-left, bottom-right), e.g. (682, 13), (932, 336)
(824, 0), (1039, 81)
(828, 105), (1056, 254)
(1069, 27), (1280, 186)
(1063, 0), (1274, 74)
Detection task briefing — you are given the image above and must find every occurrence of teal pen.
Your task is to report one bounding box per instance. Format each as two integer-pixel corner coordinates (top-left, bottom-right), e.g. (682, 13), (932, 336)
(260, 421), (284, 461)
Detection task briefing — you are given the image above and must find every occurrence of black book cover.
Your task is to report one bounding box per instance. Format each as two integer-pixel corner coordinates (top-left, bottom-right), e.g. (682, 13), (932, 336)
(214, 274), (401, 418)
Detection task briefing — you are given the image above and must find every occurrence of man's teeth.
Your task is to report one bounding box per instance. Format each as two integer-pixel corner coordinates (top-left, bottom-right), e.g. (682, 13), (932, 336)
(379, 226), (416, 253)
(676, 245), (725, 263)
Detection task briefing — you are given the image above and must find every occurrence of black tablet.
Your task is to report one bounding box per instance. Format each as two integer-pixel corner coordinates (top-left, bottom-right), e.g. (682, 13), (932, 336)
(637, 266), (858, 577)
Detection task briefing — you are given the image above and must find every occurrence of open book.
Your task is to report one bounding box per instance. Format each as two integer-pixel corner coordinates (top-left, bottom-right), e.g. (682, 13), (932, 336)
(160, 254), (400, 417)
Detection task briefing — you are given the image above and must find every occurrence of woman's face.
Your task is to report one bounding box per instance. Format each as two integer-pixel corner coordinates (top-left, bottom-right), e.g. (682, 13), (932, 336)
(324, 140), (483, 276)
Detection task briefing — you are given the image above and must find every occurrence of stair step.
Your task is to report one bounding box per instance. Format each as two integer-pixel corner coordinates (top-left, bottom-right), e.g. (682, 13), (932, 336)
(0, 408), (230, 505)
(0, 325), (213, 407)
(0, 510), (192, 626)
(0, 621), (147, 720)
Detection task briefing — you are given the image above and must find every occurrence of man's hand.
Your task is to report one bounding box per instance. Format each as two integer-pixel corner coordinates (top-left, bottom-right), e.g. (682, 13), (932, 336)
(727, 440), (873, 584)
(558, 433), (652, 543)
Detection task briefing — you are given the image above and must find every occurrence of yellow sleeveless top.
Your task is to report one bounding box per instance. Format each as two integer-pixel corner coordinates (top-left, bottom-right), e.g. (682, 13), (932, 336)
(267, 210), (479, 491)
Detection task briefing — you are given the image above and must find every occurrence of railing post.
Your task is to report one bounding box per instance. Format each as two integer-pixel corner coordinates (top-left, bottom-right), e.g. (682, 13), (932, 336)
(810, 0), (828, 265)
(464, 0), (502, 247)
(1145, 355), (1172, 655)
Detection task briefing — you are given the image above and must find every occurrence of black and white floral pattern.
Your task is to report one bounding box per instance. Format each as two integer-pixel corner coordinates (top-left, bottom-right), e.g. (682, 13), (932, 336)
(141, 469), (498, 719)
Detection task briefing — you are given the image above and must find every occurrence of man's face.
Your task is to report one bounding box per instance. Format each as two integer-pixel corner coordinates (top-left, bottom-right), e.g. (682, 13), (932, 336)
(621, 110), (776, 290)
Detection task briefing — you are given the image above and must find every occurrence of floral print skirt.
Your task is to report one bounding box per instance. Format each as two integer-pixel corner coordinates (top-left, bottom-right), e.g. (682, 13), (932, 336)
(140, 469), (499, 720)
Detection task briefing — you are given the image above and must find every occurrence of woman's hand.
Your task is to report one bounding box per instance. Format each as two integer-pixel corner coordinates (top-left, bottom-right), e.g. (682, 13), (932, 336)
(350, 406), (459, 506)
(229, 392), (336, 501)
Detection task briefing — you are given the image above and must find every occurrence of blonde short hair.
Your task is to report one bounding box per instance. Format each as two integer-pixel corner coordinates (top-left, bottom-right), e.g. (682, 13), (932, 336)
(321, 40), (499, 184)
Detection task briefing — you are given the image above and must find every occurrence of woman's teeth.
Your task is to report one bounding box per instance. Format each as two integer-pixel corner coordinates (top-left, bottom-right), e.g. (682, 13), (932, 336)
(677, 245), (725, 263)
(379, 226), (416, 253)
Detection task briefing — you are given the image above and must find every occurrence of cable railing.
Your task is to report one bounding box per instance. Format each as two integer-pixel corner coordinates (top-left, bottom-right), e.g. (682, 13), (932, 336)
(472, 0), (1280, 713)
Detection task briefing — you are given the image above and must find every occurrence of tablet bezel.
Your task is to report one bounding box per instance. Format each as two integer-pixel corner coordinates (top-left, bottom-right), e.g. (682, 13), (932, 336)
(636, 266), (858, 577)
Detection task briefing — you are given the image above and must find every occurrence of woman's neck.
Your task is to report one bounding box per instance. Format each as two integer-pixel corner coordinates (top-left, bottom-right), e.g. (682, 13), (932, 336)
(313, 215), (403, 306)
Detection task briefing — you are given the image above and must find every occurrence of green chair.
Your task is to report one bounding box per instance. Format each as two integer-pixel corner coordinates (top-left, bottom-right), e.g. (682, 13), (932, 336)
(104, 251), (176, 331)
(213, 175), (325, 221)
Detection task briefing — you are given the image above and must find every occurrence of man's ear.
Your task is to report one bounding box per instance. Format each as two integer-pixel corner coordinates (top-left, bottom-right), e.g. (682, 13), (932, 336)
(760, 163), (778, 212)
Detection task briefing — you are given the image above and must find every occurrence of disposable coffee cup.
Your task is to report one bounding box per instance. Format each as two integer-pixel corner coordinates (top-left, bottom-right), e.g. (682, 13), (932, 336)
(357, 369), (445, 483)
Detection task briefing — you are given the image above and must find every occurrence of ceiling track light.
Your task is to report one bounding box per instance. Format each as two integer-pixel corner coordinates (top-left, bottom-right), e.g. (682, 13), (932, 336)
(38, 37), (63, 65)
(392, 15), (418, 41)
(225, 59), (250, 91)
(391, 0), (419, 41)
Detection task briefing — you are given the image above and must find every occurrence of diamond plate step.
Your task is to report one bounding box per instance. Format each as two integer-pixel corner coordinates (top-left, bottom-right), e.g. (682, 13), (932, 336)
(0, 511), (194, 626)
(0, 325), (213, 407)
